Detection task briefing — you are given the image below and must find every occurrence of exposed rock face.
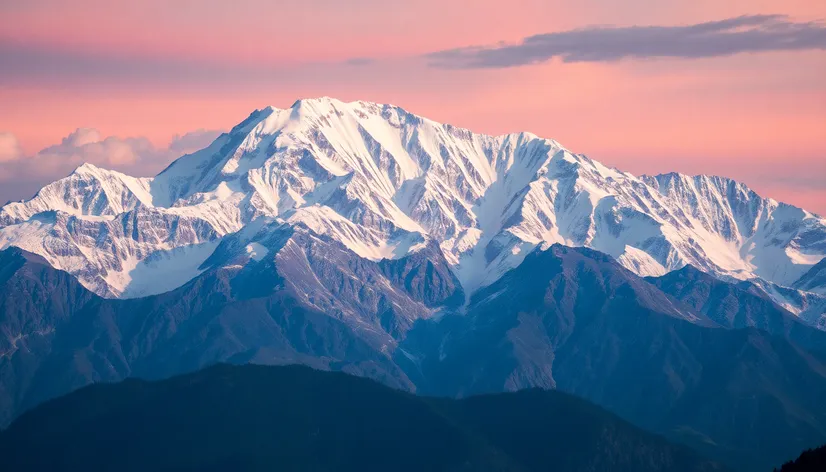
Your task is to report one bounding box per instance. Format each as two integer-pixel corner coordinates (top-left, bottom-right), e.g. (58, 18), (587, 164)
(399, 246), (826, 471)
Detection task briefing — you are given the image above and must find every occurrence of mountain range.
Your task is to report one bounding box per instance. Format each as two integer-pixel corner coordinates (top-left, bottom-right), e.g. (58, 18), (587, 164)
(1, 98), (823, 311)
(1, 97), (825, 470)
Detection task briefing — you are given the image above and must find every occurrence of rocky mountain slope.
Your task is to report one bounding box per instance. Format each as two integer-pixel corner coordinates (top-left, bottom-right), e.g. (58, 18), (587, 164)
(648, 265), (826, 350)
(400, 245), (826, 470)
(2, 243), (825, 470)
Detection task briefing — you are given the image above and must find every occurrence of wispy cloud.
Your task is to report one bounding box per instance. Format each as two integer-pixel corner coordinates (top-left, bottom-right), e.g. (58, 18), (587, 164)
(0, 38), (397, 93)
(343, 57), (376, 66)
(428, 15), (826, 69)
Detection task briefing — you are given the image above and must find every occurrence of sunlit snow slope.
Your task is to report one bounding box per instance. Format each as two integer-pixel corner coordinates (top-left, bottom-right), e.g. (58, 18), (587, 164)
(1, 97), (824, 303)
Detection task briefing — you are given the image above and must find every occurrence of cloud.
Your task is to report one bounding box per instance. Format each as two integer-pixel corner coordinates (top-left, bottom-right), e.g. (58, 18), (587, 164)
(428, 15), (826, 69)
(60, 127), (102, 147)
(343, 57), (376, 66)
(0, 128), (223, 204)
(0, 133), (23, 162)
(0, 38), (368, 91)
(168, 129), (223, 154)
(32, 133), (166, 171)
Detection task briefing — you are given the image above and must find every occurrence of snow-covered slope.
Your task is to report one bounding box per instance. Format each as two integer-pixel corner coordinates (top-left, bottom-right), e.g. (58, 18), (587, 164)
(794, 258), (826, 295)
(1, 97), (824, 303)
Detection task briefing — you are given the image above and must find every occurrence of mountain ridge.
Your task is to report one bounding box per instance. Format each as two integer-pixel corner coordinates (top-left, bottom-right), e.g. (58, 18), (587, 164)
(0, 97), (823, 312)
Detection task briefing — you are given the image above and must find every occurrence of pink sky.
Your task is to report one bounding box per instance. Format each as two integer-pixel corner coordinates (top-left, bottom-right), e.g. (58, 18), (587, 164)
(1, 0), (825, 213)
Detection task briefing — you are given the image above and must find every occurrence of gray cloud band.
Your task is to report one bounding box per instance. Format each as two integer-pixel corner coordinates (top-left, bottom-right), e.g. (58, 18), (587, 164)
(428, 15), (826, 68)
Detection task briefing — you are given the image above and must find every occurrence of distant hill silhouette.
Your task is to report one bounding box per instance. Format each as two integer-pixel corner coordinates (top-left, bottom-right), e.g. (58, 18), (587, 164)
(775, 444), (826, 471)
(0, 363), (726, 472)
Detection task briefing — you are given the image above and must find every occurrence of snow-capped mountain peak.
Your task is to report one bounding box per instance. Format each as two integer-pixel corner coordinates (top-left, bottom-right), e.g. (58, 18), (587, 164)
(1, 97), (824, 305)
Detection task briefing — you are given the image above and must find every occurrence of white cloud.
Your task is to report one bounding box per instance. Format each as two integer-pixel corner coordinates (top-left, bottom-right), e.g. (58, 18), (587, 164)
(0, 128), (223, 204)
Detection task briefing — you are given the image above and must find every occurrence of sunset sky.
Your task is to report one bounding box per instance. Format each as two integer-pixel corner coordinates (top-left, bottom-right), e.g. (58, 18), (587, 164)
(1, 0), (825, 213)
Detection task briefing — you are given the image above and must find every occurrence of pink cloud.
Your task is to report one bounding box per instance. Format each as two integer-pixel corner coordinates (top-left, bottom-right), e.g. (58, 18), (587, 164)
(0, 133), (23, 162)
(61, 127), (101, 147)
(0, 128), (223, 204)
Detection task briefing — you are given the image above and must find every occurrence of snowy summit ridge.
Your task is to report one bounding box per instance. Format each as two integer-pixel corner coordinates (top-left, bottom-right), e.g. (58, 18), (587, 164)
(1, 97), (824, 307)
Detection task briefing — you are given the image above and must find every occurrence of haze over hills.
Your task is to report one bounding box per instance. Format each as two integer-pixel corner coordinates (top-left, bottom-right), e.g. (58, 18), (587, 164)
(1, 98), (826, 471)
(0, 98), (822, 316)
